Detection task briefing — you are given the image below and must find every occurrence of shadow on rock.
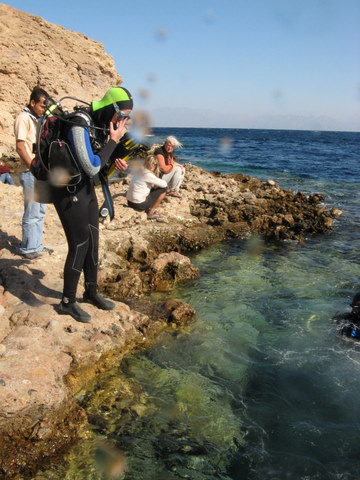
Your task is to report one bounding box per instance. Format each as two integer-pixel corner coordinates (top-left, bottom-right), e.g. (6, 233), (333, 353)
(0, 258), (61, 306)
(0, 230), (21, 255)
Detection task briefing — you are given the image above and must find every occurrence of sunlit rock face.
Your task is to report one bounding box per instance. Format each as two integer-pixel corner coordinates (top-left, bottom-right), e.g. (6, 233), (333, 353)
(0, 156), (338, 477)
(0, 3), (121, 158)
(0, 6), (341, 474)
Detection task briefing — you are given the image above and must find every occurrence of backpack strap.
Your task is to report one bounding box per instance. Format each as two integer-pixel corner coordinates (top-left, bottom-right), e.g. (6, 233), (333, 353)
(67, 112), (101, 178)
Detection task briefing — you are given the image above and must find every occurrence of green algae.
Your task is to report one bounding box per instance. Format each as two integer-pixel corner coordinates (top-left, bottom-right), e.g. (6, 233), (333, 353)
(33, 236), (358, 479)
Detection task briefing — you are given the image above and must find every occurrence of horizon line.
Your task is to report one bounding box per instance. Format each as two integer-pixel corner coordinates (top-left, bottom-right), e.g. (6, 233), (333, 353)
(150, 126), (360, 134)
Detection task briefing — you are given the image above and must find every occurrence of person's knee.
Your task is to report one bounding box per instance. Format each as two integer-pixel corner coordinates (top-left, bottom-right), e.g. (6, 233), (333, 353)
(72, 238), (90, 272)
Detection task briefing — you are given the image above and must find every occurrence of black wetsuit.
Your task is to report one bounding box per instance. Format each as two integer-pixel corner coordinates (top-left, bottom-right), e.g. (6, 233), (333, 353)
(52, 115), (116, 302)
(334, 311), (360, 339)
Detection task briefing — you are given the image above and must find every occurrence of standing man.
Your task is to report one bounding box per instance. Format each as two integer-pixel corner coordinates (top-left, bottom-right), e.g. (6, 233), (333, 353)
(14, 86), (53, 259)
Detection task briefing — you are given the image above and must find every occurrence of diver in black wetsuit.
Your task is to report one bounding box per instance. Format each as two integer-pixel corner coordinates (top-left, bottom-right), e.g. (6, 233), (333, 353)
(336, 292), (360, 339)
(54, 87), (133, 323)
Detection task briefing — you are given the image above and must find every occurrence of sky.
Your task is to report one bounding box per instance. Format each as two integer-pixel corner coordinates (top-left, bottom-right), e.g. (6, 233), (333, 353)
(3, 0), (360, 131)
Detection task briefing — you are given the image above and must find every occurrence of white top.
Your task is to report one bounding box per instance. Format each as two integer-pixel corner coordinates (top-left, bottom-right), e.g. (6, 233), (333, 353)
(126, 168), (167, 204)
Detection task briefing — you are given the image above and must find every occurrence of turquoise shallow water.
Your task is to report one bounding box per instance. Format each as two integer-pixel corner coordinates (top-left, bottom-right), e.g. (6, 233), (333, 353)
(34, 129), (360, 479)
(107, 235), (360, 479)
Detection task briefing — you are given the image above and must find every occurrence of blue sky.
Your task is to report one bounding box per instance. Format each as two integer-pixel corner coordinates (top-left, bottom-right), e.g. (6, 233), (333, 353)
(4, 0), (360, 131)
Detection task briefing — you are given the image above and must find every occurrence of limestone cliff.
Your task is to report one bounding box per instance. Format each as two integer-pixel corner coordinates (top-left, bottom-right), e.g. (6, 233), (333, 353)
(0, 3), (121, 158)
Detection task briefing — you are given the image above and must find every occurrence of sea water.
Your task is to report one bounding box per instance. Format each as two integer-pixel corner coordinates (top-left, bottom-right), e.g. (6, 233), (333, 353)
(35, 128), (360, 480)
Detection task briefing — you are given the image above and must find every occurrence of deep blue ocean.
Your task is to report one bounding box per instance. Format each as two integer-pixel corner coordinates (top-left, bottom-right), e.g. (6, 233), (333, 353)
(39, 128), (360, 480)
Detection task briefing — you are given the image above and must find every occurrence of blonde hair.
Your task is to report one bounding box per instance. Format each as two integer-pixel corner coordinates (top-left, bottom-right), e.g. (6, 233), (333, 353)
(144, 155), (160, 177)
(165, 136), (183, 148)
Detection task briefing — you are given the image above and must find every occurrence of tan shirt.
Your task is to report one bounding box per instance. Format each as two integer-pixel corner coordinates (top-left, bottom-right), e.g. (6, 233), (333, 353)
(14, 110), (37, 163)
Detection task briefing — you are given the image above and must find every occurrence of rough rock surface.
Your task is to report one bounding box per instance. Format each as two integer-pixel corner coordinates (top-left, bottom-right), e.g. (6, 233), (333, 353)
(0, 161), (342, 477)
(0, 3), (121, 158)
(97, 164), (341, 300)
(0, 3), (343, 478)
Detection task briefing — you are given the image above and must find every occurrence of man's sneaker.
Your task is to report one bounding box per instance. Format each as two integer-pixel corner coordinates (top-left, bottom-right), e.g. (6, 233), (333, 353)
(83, 292), (115, 311)
(22, 252), (42, 260)
(57, 300), (91, 323)
(42, 247), (54, 255)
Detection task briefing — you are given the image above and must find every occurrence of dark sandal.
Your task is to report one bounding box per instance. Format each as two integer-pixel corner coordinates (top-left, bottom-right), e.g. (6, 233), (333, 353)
(147, 212), (162, 219)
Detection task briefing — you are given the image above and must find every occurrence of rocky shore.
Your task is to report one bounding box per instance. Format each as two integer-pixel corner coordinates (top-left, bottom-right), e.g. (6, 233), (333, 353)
(0, 4), (344, 477)
(0, 162), (341, 478)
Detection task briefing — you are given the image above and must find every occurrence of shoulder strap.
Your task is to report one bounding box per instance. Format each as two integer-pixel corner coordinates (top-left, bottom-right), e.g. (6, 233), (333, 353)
(67, 110), (97, 143)
(22, 106), (38, 122)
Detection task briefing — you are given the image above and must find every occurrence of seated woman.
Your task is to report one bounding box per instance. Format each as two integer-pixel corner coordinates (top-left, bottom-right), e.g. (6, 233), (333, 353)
(126, 155), (167, 219)
(154, 136), (184, 198)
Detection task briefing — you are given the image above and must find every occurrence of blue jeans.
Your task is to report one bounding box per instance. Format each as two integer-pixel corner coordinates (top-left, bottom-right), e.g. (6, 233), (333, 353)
(19, 171), (46, 254)
(0, 173), (15, 185)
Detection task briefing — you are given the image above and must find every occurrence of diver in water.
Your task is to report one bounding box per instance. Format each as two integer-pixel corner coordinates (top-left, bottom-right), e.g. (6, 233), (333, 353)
(53, 86), (133, 323)
(337, 292), (360, 339)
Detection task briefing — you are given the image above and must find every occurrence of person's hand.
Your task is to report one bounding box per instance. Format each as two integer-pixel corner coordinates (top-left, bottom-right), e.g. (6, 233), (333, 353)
(175, 162), (185, 171)
(109, 118), (128, 143)
(114, 158), (128, 171)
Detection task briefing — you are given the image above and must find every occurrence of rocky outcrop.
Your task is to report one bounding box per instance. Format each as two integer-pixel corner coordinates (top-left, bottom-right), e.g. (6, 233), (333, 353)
(0, 4), (344, 478)
(0, 3), (121, 158)
(96, 164), (340, 299)
(0, 163), (341, 477)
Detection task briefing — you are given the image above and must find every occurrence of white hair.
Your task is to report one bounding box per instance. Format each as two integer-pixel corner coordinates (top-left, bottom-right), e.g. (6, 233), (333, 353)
(165, 136), (183, 148)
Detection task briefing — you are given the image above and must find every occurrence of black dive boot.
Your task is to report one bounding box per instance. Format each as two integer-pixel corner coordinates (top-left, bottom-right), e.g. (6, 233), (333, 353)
(58, 297), (91, 323)
(83, 282), (115, 311)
